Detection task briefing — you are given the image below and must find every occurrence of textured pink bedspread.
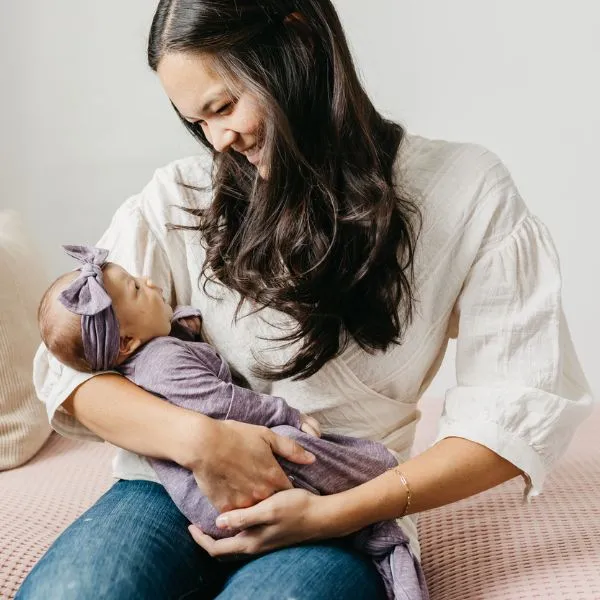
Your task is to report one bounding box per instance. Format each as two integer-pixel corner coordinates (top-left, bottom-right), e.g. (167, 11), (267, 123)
(1, 399), (598, 599)
(414, 396), (600, 600)
(0, 435), (113, 598)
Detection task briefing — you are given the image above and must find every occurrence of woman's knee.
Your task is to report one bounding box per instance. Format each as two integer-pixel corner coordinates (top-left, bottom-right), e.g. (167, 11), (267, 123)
(16, 551), (138, 600)
(16, 480), (221, 600)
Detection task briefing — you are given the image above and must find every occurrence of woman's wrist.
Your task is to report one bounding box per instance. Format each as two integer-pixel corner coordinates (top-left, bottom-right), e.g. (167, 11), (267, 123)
(171, 410), (216, 470)
(313, 491), (373, 539)
(312, 469), (411, 539)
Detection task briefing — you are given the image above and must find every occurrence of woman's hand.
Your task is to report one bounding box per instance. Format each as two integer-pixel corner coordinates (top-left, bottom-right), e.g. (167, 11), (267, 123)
(186, 418), (316, 513)
(188, 488), (338, 558)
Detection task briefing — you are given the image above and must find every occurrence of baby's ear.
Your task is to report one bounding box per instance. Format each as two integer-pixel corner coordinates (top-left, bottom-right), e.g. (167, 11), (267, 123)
(118, 336), (142, 361)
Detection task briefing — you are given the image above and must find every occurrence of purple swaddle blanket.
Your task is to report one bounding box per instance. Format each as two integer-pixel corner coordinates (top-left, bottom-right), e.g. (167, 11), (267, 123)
(119, 309), (429, 600)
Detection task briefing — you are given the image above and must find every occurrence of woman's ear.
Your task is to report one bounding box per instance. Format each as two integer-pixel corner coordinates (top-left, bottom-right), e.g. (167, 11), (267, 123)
(118, 335), (142, 362)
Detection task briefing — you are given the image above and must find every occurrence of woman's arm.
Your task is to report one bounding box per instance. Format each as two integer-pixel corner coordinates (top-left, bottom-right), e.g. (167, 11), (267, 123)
(62, 374), (206, 466)
(320, 436), (521, 537)
(186, 436), (522, 556)
(62, 374), (317, 512)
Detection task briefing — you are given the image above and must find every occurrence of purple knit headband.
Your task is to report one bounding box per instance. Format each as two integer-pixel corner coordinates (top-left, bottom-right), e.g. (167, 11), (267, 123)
(58, 245), (120, 371)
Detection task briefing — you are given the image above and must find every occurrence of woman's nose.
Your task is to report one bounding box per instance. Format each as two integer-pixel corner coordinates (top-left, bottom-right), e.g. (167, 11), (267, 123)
(209, 125), (237, 153)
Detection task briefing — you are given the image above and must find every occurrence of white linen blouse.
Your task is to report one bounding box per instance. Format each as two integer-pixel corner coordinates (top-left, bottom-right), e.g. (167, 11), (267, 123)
(33, 133), (594, 561)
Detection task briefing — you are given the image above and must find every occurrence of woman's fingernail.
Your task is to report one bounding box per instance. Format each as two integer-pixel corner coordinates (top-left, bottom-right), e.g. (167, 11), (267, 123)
(216, 516), (229, 528)
(305, 452), (316, 460)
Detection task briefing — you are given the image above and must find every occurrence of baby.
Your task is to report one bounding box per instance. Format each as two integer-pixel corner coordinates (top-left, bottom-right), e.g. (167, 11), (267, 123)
(38, 245), (428, 600)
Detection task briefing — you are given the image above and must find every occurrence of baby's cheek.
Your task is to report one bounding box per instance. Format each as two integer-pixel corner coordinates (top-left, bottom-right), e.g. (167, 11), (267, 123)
(157, 311), (173, 335)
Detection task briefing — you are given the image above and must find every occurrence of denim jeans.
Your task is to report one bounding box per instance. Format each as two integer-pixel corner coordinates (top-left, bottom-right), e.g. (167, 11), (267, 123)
(16, 480), (386, 599)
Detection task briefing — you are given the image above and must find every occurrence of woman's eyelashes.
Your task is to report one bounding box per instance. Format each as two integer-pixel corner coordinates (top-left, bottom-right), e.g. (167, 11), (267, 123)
(190, 101), (235, 125)
(216, 102), (233, 115)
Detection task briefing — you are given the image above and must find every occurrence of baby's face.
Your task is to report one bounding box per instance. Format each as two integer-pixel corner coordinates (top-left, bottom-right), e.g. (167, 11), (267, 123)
(102, 263), (173, 342)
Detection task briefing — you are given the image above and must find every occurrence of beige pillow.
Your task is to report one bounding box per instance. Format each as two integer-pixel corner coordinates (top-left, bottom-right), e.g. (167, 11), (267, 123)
(0, 211), (51, 469)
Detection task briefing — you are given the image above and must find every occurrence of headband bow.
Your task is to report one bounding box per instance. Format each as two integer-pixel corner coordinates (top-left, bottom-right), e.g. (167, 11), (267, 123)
(58, 245), (120, 371)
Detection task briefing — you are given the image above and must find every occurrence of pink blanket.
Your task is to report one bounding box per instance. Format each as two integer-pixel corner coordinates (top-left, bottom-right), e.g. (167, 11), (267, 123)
(1, 399), (598, 599)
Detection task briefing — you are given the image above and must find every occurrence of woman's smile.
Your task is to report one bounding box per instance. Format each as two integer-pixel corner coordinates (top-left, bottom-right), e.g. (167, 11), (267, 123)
(243, 145), (262, 165)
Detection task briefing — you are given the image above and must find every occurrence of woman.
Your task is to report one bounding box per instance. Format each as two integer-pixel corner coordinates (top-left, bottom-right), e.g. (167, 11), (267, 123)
(18, 1), (592, 598)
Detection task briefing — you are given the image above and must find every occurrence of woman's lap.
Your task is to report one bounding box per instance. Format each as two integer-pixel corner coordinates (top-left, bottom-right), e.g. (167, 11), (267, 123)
(219, 542), (385, 599)
(16, 480), (385, 600)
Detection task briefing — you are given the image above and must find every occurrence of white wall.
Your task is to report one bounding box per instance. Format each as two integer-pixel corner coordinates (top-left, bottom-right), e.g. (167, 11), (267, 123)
(0, 0), (198, 273)
(1, 1), (597, 395)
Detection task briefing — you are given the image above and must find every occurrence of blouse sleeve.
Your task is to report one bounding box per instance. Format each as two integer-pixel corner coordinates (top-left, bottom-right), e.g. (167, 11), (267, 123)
(33, 171), (179, 442)
(434, 214), (594, 501)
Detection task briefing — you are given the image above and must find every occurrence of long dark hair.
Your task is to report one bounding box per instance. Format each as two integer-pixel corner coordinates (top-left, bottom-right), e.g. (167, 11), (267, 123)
(148, 0), (421, 380)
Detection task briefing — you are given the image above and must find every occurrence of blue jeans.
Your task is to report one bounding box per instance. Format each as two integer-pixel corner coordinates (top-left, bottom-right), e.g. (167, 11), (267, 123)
(16, 480), (386, 599)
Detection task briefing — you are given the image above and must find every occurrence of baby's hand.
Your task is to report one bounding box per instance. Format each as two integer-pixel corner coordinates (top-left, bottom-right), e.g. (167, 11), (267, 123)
(300, 413), (321, 438)
(178, 316), (202, 335)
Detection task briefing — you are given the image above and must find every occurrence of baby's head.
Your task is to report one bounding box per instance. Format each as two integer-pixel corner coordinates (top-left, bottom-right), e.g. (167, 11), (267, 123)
(38, 246), (173, 372)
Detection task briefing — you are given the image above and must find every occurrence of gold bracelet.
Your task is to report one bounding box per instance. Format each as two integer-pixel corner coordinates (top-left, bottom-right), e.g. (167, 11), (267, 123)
(389, 466), (411, 518)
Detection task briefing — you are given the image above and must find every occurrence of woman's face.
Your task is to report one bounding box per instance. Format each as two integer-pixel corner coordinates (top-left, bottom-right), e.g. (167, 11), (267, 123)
(157, 52), (267, 177)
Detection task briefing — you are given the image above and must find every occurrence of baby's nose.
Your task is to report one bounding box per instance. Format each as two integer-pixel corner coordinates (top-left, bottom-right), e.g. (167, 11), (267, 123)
(145, 277), (163, 293)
